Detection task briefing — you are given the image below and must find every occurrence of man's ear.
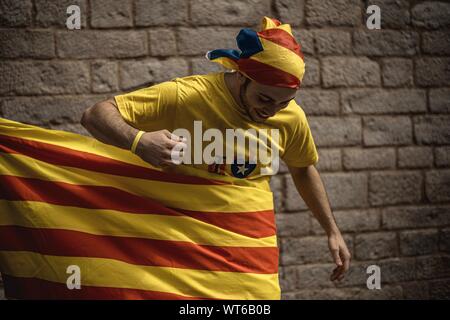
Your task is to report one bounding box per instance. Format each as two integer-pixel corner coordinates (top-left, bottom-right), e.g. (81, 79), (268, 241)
(236, 71), (247, 85)
(237, 72), (254, 90)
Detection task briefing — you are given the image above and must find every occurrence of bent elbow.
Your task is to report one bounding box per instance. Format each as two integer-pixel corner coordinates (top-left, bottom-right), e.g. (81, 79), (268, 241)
(80, 104), (96, 129)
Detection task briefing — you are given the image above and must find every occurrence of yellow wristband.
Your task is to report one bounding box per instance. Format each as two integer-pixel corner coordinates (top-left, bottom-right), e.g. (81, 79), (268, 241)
(131, 130), (145, 154)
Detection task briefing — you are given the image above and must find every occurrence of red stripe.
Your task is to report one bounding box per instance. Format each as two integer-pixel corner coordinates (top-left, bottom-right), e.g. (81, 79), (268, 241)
(0, 175), (275, 238)
(0, 175), (276, 238)
(0, 225), (279, 274)
(1, 274), (215, 300)
(257, 28), (304, 59)
(173, 207), (276, 239)
(0, 175), (180, 214)
(237, 58), (301, 89)
(0, 134), (225, 186)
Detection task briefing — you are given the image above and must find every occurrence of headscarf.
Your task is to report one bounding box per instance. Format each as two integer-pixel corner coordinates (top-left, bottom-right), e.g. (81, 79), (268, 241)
(206, 16), (305, 89)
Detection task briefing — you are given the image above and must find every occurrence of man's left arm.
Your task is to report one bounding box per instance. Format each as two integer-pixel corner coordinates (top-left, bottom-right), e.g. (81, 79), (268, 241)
(287, 164), (352, 282)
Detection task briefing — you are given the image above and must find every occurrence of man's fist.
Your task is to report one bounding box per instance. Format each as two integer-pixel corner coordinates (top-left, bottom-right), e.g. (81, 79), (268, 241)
(134, 129), (186, 168)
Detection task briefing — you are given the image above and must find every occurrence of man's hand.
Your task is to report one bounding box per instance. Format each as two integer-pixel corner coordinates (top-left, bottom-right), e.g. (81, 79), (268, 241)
(287, 165), (352, 283)
(328, 231), (351, 282)
(135, 129), (186, 168)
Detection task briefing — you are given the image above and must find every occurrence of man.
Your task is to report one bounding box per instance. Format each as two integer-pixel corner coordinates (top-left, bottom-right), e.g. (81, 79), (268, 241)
(81, 16), (351, 285)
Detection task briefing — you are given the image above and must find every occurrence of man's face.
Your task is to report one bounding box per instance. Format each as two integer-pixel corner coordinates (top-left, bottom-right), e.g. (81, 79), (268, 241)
(238, 74), (298, 123)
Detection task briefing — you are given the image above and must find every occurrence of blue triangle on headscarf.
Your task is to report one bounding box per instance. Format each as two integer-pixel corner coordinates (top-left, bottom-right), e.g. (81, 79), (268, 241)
(236, 28), (264, 58)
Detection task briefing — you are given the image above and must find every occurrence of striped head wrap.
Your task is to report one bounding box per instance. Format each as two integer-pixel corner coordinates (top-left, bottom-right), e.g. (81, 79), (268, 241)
(206, 16), (305, 89)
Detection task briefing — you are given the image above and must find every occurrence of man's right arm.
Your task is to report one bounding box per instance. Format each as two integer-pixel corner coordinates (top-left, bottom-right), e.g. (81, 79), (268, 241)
(81, 98), (138, 149)
(81, 98), (184, 168)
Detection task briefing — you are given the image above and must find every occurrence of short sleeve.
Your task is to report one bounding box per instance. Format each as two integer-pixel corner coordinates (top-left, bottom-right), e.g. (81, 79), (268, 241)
(114, 80), (178, 130)
(281, 108), (319, 168)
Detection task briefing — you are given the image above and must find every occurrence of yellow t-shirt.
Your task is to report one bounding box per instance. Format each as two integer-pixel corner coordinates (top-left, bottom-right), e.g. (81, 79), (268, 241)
(115, 72), (319, 183)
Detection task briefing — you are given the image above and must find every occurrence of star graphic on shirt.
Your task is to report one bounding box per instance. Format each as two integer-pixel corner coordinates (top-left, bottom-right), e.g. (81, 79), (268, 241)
(231, 160), (256, 178)
(236, 164), (249, 175)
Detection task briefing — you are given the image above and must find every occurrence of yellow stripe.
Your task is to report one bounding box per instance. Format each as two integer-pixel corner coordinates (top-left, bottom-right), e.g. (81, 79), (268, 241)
(261, 17), (279, 30)
(0, 251), (280, 299)
(260, 17), (294, 36)
(277, 24), (293, 36)
(0, 153), (274, 213)
(0, 117), (146, 166)
(210, 56), (239, 70)
(0, 117), (269, 189)
(0, 200), (277, 247)
(251, 37), (305, 80)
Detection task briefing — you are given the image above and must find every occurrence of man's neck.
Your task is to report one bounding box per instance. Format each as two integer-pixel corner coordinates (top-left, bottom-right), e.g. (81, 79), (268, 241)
(224, 72), (242, 107)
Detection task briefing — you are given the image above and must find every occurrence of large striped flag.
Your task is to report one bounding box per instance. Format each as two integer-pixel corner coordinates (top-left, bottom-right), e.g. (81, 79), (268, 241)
(0, 117), (280, 300)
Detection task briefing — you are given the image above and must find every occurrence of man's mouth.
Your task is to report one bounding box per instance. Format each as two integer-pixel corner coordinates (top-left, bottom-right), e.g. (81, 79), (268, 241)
(254, 108), (271, 120)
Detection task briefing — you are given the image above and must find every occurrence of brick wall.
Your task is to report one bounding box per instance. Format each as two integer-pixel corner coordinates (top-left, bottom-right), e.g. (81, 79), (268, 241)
(0, 0), (449, 299)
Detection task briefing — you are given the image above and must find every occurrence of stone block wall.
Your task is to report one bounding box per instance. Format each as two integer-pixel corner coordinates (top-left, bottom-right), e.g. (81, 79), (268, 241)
(0, 0), (449, 299)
